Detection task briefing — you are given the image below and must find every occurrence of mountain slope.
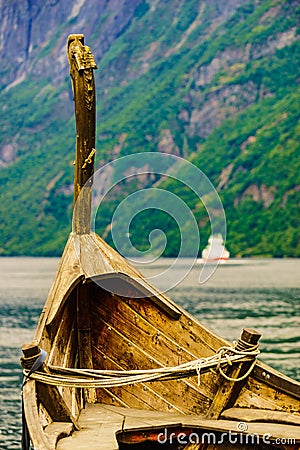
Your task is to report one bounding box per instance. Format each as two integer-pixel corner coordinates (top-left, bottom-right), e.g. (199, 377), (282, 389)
(0, 0), (299, 257)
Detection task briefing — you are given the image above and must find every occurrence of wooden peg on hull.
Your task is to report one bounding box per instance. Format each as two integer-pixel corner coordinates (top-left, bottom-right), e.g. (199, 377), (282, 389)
(206, 328), (261, 420)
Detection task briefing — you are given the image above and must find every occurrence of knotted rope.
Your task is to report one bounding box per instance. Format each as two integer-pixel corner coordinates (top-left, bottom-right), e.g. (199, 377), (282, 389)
(22, 341), (259, 388)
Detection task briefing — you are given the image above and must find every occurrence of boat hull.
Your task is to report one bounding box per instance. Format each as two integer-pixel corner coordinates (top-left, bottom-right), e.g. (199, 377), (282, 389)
(21, 234), (300, 450)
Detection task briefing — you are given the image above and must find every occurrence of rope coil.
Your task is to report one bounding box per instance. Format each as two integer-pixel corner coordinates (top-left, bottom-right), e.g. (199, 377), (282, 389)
(22, 342), (259, 389)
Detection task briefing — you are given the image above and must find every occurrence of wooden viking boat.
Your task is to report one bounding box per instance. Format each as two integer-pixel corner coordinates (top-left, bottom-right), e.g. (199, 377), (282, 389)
(21, 35), (300, 450)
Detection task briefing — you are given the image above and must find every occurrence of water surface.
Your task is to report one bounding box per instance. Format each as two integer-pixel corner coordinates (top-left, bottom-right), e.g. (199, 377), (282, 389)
(0, 257), (299, 449)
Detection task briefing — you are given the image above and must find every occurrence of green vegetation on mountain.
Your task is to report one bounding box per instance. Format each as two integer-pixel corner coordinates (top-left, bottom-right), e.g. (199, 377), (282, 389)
(0, 0), (299, 257)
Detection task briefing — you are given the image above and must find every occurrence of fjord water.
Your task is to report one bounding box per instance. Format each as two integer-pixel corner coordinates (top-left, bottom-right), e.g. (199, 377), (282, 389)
(0, 257), (299, 449)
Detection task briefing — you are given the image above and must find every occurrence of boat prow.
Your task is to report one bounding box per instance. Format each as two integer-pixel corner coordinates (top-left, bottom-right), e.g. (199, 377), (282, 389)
(20, 35), (300, 450)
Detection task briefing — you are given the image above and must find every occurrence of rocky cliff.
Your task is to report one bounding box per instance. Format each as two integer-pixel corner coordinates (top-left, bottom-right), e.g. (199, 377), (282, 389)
(0, 0), (299, 257)
(0, 0), (142, 88)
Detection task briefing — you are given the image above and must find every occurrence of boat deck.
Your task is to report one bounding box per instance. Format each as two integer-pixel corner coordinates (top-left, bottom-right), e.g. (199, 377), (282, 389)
(56, 404), (121, 449)
(56, 404), (300, 449)
(57, 404), (186, 449)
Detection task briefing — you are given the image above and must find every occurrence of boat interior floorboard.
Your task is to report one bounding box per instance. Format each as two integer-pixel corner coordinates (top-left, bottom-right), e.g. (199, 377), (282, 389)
(56, 404), (186, 449)
(56, 403), (300, 449)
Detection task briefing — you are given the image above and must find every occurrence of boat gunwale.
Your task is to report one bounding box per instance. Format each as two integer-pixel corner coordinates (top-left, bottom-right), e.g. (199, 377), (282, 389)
(38, 260), (300, 401)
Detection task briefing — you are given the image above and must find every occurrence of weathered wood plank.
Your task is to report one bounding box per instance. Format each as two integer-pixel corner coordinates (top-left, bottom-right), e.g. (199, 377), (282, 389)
(57, 404), (124, 450)
(254, 362), (300, 400)
(47, 300), (76, 367)
(115, 404), (300, 449)
(89, 272), (182, 319)
(93, 345), (188, 413)
(124, 293), (227, 355)
(124, 292), (226, 395)
(92, 300), (213, 414)
(22, 380), (53, 450)
(77, 282), (97, 403)
(91, 286), (219, 397)
(44, 422), (73, 448)
(221, 407), (300, 425)
(36, 382), (79, 430)
(46, 298), (80, 418)
(121, 410), (300, 441)
(234, 376), (300, 412)
(77, 283), (93, 368)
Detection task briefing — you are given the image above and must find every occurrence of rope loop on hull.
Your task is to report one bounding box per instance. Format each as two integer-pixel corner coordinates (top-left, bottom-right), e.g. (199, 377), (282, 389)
(22, 341), (259, 389)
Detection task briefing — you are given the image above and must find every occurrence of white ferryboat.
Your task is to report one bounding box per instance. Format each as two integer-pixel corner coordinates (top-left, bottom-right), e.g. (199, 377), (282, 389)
(201, 233), (230, 263)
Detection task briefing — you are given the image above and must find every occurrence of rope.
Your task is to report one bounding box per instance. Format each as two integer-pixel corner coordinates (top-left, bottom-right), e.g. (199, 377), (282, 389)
(209, 342), (259, 382)
(22, 342), (259, 389)
(218, 358), (257, 382)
